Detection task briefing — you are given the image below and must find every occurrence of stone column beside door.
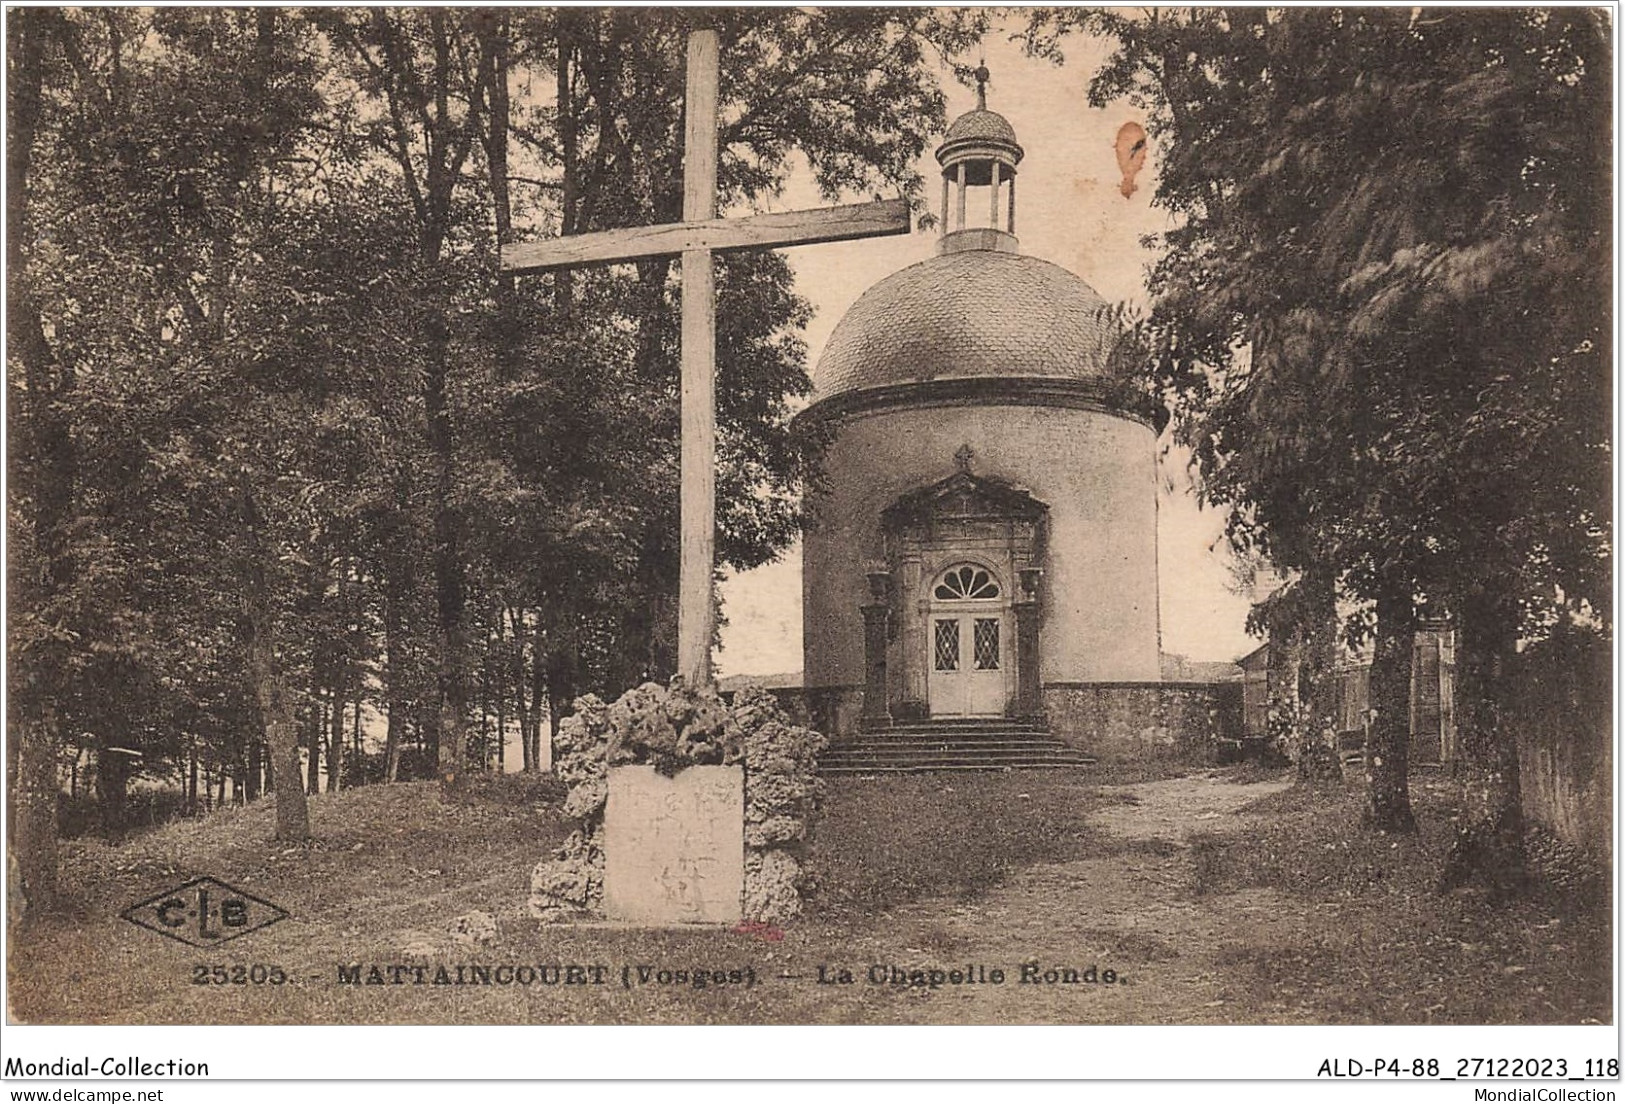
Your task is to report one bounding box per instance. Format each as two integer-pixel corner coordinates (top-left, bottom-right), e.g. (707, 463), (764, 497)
(1014, 568), (1043, 718)
(859, 570), (893, 726)
(860, 605), (892, 726)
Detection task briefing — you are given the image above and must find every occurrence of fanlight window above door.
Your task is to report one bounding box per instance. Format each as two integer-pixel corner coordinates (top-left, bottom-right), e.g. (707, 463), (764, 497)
(934, 565), (1001, 601)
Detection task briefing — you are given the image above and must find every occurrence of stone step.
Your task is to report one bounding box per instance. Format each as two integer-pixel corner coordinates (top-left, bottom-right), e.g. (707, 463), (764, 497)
(822, 747), (1095, 770)
(868, 720), (1049, 733)
(832, 734), (1072, 751)
(828, 747), (1083, 761)
(828, 733), (1081, 748)
(823, 759), (1096, 776)
(837, 729), (1067, 741)
(850, 723), (1051, 734)
(823, 715), (1091, 774)
(874, 722), (1048, 729)
(828, 741), (1086, 753)
(824, 761), (1094, 773)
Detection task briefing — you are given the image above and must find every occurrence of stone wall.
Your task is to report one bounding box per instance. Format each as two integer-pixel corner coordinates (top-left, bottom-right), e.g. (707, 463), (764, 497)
(1505, 635), (1612, 862)
(771, 682), (1241, 757)
(766, 686), (862, 746)
(1519, 724), (1611, 864)
(1043, 682), (1242, 762)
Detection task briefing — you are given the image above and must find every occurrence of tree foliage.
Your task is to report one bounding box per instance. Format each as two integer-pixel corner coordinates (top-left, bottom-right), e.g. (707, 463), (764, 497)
(8, 7), (977, 912)
(1026, 8), (1609, 862)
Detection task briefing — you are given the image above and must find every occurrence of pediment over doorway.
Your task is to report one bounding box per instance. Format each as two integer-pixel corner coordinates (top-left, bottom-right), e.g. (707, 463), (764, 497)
(875, 469), (1048, 725)
(881, 471), (1049, 531)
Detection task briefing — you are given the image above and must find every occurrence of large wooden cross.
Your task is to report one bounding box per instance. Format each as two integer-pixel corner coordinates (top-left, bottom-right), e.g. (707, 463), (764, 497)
(502, 30), (910, 686)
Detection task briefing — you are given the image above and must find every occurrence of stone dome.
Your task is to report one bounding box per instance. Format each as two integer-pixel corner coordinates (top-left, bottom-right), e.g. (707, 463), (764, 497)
(810, 242), (1118, 405)
(939, 108), (1021, 153)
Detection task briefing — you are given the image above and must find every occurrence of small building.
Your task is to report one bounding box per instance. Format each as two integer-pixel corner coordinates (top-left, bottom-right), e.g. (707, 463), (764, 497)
(1237, 643), (1272, 744)
(1237, 622), (1457, 765)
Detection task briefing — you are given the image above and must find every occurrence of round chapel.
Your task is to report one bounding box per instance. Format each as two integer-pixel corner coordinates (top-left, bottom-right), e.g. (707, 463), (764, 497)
(800, 84), (1165, 743)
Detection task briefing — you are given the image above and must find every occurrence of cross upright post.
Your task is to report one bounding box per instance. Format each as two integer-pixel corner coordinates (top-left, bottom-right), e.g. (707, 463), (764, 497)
(678, 29), (719, 686)
(502, 29), (911, 687)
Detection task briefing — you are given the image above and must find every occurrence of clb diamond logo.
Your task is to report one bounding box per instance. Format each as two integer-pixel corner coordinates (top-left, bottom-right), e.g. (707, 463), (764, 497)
(122, 877), (288, 947)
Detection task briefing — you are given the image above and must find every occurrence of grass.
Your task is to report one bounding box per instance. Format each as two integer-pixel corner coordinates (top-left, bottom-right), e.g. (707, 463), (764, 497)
(806, 773), (1115, 918)
(1183, 775), (1613, 1023)
(6, 763), (1611, 1026)
(12, 769), (1126, 1025)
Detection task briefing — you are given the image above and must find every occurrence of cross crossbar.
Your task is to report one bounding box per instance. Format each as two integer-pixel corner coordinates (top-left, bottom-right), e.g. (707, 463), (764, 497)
(501, 198), (910, 274)
(506, 30), (912, 686)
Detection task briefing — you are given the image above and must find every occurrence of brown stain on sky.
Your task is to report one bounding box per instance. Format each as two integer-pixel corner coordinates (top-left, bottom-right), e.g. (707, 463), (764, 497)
(1115, 121), (1148, 198)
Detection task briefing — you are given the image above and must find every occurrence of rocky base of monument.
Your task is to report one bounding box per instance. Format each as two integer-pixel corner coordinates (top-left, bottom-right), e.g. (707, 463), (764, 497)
(528, 679), (826, 924)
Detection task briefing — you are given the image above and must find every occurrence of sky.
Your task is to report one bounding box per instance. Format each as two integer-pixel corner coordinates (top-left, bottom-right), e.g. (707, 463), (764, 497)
(714, 22), (1263, 677)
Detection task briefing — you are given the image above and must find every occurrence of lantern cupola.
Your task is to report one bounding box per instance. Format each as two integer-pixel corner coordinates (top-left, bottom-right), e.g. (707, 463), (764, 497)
(934, 66), (1024, 253)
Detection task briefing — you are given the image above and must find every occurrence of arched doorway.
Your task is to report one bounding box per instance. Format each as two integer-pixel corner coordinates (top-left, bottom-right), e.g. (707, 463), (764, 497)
(927, 563), (1008, 717)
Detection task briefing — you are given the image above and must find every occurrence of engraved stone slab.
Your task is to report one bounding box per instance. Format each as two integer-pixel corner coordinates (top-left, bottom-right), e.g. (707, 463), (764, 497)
(603, 764), (743, 926)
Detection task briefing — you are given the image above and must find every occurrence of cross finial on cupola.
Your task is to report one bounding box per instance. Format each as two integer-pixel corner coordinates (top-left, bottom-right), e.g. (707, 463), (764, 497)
(954, 443), (976, 474)
(935, 64), (1023, 248)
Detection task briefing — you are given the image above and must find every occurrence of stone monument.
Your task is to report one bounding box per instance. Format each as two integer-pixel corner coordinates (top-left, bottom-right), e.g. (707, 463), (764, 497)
(529, 681), (825, 927)
(603, 764), (744, 925)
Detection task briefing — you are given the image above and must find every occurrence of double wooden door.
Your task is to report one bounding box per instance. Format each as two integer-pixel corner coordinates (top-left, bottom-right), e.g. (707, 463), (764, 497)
(928, 611), (1004, 716)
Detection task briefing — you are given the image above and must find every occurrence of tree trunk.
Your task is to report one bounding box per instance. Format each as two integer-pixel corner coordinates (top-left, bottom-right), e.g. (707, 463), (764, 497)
(98, 749), (132, 836)
(544, 621), (581, 770)
(1297, 576), (1344, 785)
(548, 689), (570, 762)
(555, 13), (577, 308)
(476, 9), (514, 249)
(1264, 631), (1300, 764)
(532, 618), (552, 772)
(359, 10), (484, 793)
(626, 262), (680, 686)
(477, 654), (491, 769)
(545, 641), (578, 773)
(243, 742), (262, 803)
(324, 694), (339, 792)
(352, 698), (364, 781)
(1365, 589), (1417, 832)
(7, 7), (74, 922)
(306, 703), (322, 794)
(512, 609), (535, 773)
(431, 470), (467, 789)
(384, 711), (403, 784)
(241, 483), (309, 840)
(187, 742), (199, 816)
(248, 631), (308, 840)
(494, 644), (507, 773)
(328, 684), (346, 793)
(326, 559), (347, 792)
(426, 296), (468, 790)
(381, 525), (411, 783)
(10, 704), (61, 923)
(1438, 591), (1526, 896)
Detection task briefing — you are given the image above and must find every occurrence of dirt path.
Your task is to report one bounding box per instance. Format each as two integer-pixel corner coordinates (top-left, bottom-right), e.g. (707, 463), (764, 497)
(1088, 769), (1293, 843)
(863, 770), (1302, 1024)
